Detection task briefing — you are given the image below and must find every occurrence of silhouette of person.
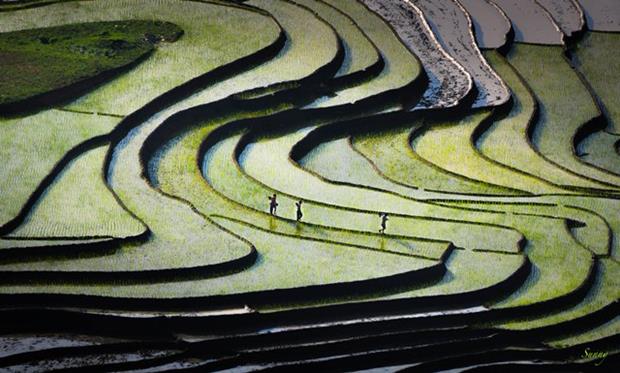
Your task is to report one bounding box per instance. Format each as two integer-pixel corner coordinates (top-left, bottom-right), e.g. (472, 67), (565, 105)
(379, 212), (388, 234)
(296, 200), (303, 222)
(268, 193), (278, 215)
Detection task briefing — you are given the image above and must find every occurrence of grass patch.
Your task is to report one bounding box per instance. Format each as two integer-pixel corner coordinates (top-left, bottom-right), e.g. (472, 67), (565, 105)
(0, 0), (280, 230)
(0, 0), (281, 115)
(0, 20), (182, 113)
(0, 0), (280, 273)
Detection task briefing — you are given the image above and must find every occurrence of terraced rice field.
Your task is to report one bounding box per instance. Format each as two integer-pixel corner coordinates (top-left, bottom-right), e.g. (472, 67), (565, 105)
(0, 0), (618, 370)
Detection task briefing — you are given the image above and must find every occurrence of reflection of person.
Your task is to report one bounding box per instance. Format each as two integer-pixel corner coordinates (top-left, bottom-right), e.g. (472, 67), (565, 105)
(268, 193), (278, 215)
(296, 200), (303, 222)
(379, 212), (388, 234)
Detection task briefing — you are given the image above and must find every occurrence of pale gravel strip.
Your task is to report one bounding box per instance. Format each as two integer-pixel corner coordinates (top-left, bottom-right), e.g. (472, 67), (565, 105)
(459, 0), (512, 49)
(536, 0), (585, 37)
(577, 0), (620, 32)
(491, 0), (564, 45)
(360, 0), (472, 109)
(411, 0), (510, 107)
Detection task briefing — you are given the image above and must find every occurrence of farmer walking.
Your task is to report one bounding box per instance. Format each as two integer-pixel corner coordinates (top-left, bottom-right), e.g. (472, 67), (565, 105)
(268, 193), (278, 216)
(296, 200), (303, 222)
(379, 212), (388, 234)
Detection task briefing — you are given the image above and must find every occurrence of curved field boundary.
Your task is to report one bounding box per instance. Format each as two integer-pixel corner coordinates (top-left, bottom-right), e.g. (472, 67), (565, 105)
(459, 0), (513, 50)
(565, 47), (620, 177)
(0, 0), (410, 284)
(410, 106), (556, 194)
(0, 245), (258, 284)
(509, 44), (620, 189)
(275, 105), (598, 313)
(491, 0), (564, 45)
(0, 0), (286, 259)
(477, 50), (620, 194)
(0, 0), (281, 234)
(0, 7), (286, 269)
(287, 120), (596, 311)
(430, 199), (612, 257)
(309, 105), (527, 196)
(5, 145), (146, 239)
(197, 28), (612, 334)
(0, 37), (157, 117)
(138, 65), (453, 303)
(231, 116), (527, 253)
(212, 215), (450, 261)
(289, 0), (385, 90)
(13, 290), (609, 368)
(136, 325), (618, 371)
(0, 264), (612, 368)
(577, 0), (620, 32)
(0, 234), (147, 264)
(359, 0), (473, 110)
(349, 117), (531, 196)
(292, 123), (611, 253)
(536, 0), (585, 39)
(411, 0), (510, 108)
(0, 136), (135, 236)
(1, 2), (616, 364)
(0, 0), (344, 279)
(1, 0), (524, 302)
(0, 258), (446, 311)
(305, 0), (428, 111)
(407, 110), (530, 195)
(566, 64), (616, 158)
(578, 131), (620, 176)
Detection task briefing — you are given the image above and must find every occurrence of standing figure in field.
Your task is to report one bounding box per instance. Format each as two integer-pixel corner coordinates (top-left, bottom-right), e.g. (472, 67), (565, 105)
(296, 200), (303, 222)
(268, 193), (278, 216)
(379, 212), (388, 234)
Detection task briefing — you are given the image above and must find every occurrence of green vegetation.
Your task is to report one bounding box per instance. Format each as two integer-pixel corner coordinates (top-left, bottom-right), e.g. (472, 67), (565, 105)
(571, 32), (620, 175)
(7, 146), (144, 238)
(573, 32), (620, 134)
(507, 43), (620, 188)
(0, 0), (280, 272)
(291, 0), (379, 80)
(411, 108), (556, 194)
(350, 119), (523, 195)
(237, 131), (523, 253)
(0, 220), (432, 299)
(384, 250), (525, 299)
(308, 0), (422, 108)
(0, 110), (117, 228)
(503, 259), (619, 330)
(479, 50), (610, 191)
(578, 130), (620, 175)
(0, 0), (282, 115)
(0, 0), (618, 368)
(0, 20), (182, 112)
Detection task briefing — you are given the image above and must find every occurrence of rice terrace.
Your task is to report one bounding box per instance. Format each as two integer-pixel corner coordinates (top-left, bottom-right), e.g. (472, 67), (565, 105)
(0, 0), (619, 371)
